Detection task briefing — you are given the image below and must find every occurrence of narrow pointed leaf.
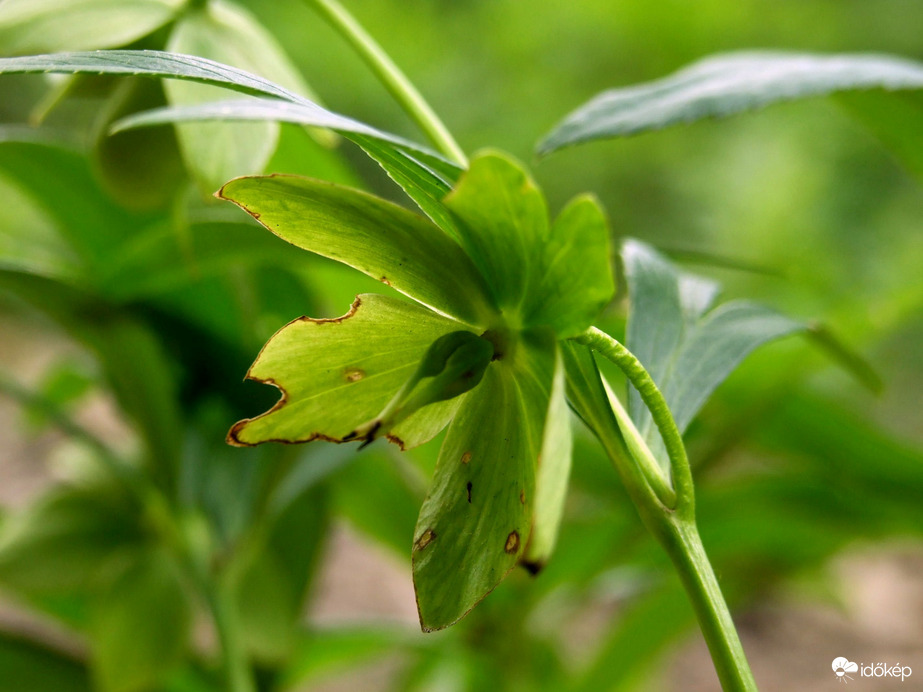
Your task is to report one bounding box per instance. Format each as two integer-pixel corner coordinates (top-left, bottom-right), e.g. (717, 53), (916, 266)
(539, 51), (923, 155)
(413, 330), (556, 630)
(228, 294), (469, 450)
(444, 151), (548, 314)
(0, 0), (183, 54)
(218, 174), (496, 325)
(523, 193), (615, 338)
(0, 50), (462, 211)
(623, 240), (875, 465)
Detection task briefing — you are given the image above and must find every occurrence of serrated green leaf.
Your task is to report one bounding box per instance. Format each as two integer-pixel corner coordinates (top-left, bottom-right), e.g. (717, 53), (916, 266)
(538, 51), (923, 155)
(444, 151), (547, 316)
(217, 174), (496, 325)
(523, 193), (614, 338)
(228, 294), (471, 449)
(0, 0), (183, 54)
(91, 550), (191, 692)
(165, 0), (314, 194)
(412, 330), (557, 630)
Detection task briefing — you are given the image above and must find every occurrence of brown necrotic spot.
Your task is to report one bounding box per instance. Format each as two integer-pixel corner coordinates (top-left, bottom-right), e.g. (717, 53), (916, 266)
(466, 481), (472, 503)
(415, 529), (436, 551)
(461, 451), (472, 465)
(505, 531), (520, 554)
(344, 367), (365, 382)
(520, 489), (526, 505)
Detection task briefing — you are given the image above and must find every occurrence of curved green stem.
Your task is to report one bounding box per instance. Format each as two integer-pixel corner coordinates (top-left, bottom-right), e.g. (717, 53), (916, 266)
(573, 326), (694, 515)
(304, 0), (468, 166)
(567, 331), (757, 690)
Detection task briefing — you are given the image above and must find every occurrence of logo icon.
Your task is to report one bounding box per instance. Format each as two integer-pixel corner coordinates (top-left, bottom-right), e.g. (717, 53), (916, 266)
(833, 657), (859, 683)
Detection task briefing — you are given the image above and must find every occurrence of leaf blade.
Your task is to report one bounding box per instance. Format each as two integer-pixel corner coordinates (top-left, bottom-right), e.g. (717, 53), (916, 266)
(539, 51), (923, 155)
(217, 174), (496, 325)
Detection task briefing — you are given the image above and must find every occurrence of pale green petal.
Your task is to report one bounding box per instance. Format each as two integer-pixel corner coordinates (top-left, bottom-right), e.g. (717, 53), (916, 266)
(229, 294), (468, 449)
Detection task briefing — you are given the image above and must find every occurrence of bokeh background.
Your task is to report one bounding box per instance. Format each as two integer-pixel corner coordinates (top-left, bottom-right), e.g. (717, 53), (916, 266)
(1, 1), (922, 690)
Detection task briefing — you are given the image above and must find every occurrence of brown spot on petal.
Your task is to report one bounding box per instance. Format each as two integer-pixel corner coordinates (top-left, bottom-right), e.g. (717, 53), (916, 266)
(505, 531), (520, 554)
(461, 451), (472, 465)
(415, 529), (436, 551)
(344, 368), (365, 382)
(520, 489), (526, 505)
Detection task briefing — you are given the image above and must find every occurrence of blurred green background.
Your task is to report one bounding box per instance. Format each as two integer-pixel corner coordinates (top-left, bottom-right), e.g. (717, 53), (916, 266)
(1, 1), (921, 690)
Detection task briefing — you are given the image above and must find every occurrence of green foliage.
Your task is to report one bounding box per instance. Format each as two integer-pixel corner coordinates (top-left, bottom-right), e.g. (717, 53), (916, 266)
(1, 2), (922, 691)
(538, 51), (923, 155)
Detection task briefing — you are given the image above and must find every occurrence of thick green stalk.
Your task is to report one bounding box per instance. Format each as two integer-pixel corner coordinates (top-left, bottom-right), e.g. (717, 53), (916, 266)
(304, 0), (468, 166)
(571, 329), (757, 690)
(660, 518), (757, 691)
(573, 327), (694, 514)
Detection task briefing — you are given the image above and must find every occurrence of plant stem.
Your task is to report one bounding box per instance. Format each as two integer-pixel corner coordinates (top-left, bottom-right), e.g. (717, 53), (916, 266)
(304, 0), (468, 166)
(206, 584), (255, 692)
(573, 327), (694, 514)
(569, 330), (757, 690)
(660, 518), (757, 691)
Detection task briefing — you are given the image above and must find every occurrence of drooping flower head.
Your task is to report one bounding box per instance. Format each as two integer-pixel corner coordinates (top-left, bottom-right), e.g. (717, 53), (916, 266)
(221, 151), (614, 630)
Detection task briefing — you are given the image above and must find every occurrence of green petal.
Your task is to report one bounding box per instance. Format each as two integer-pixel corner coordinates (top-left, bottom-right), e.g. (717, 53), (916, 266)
(412, 329), (559, 630)
(229, 294), (468, 449)
(523, 193), (615, 338)
(218, 175), (496, 326)
(443, 151), (547, 316)
(521, 343), (571, 571)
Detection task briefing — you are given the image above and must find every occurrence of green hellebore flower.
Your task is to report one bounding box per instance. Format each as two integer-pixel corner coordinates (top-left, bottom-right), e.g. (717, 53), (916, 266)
(222, 150), (614, 630)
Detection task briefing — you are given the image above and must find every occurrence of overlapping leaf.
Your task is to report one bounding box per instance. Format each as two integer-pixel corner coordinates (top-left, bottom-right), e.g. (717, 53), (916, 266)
(538, 51), (923, 155)
(0, 50), (462, 212)
(0, 0), (183, 54)
(217, 174), (496, 325)
(228, 294), (470, 450)
(413, 330), (560, 630)
(443, 152), (614, 332)
(623, 240), (808, 465)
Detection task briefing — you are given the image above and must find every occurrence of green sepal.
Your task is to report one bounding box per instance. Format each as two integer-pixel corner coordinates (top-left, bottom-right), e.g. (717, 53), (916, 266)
(412, 329), (559, 630)
(444, 151), (547, 316)
(524, 193), (615, 338)
(347, 330), (493, 446)
(228, 294), (468, 450)
(218, 174), (497, 326)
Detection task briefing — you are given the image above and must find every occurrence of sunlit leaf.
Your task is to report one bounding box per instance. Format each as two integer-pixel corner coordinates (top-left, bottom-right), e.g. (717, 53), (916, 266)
(228, 294), (470, 449)
(538, 51), (923, 155)
(217, 174), (496, 325)
(413, 330), (556, 630)
(0, 0), (182, 54)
